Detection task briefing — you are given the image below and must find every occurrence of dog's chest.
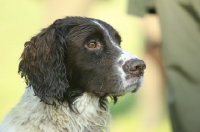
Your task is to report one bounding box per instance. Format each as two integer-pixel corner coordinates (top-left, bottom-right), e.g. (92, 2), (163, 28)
(0, 88), (110, 132)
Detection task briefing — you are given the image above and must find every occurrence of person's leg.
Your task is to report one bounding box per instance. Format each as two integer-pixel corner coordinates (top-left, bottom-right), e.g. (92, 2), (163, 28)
(156, 0), (200, 131)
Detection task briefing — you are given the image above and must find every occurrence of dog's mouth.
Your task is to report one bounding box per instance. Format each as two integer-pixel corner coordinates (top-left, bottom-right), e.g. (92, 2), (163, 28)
(93, 75), (143, 97)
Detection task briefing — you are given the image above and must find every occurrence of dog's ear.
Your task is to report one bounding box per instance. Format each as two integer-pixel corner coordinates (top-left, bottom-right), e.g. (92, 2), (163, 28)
(18, 20), (74, 104)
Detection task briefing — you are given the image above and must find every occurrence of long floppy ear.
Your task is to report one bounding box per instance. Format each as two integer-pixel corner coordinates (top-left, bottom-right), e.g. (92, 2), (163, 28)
(18, 22), (71, 104)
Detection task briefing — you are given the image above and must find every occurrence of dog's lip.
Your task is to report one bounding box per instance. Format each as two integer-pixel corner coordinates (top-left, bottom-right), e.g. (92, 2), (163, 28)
(124, 76), (143, 92)
(125, 76), (141, 86)
(93, 76), (143, 97)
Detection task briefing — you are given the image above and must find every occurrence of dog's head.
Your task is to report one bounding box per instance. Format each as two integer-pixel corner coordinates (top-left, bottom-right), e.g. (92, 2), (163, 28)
(19, 17), (146, 109)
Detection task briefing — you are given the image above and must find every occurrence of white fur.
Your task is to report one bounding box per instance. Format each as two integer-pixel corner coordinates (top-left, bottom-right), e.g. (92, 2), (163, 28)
(0, 86), (110, 132)
(117, 49), (140, 88)
(92, 20), (117, 47)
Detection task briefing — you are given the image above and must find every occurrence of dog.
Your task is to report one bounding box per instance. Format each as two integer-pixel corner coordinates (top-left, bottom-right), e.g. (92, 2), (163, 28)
(0, 17), (146, 132)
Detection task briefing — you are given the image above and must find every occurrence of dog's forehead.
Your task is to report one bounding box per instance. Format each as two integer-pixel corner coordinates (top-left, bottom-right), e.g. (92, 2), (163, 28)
(60, 17), (120, 45)
(83, 19), (117, 35)
(90, 19), (120, 47)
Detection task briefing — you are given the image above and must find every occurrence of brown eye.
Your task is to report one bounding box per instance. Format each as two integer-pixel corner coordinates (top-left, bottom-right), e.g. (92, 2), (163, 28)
(85, 41), (101, 50)
(87, 42), (97, 48)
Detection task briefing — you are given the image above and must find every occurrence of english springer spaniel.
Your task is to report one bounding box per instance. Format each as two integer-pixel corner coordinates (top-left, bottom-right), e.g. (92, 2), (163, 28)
(0, 17), (146, 132)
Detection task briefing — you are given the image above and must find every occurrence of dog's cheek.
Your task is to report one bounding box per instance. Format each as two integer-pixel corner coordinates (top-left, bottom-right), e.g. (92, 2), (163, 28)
(83, 68), (121, 94)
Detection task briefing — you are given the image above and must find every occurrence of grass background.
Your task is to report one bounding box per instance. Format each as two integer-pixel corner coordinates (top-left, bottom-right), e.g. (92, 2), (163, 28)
(0, 0), (171, 131)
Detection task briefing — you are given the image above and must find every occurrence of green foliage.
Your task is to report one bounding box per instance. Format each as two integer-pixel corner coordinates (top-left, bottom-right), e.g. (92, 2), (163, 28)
(110, 93), (136, 117)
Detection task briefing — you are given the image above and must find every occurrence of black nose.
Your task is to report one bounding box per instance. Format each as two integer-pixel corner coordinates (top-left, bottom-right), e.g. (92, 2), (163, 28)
(123, 59), (146, 74)
(129, 59), (146, 72)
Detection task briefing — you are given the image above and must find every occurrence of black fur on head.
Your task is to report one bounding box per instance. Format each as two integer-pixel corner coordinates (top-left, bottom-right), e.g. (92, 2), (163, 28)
(19, 17), (122, 111)
(19, 19), (70, 105)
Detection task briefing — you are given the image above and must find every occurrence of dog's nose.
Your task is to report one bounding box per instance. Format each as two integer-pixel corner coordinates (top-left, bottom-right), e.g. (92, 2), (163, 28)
(129, 59), (146, 72)
(123, 59), (146, 74)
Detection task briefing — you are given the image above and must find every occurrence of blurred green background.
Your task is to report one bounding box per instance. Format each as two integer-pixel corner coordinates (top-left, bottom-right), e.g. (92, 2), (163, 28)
(0, 0), (171, 132)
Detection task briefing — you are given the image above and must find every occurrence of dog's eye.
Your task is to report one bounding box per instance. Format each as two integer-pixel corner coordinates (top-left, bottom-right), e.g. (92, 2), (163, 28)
(85, 40), (101, 50)
(87, 42), (97, 48)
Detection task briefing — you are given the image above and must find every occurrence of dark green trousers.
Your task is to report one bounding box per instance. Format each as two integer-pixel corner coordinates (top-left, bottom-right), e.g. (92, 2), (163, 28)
(128, 0), (200, 131)
(157, 0), (200, 132)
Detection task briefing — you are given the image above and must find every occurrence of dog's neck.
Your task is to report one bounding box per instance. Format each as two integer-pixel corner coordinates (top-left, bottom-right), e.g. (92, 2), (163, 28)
(2, 86), (111, 132)
(69, 92), (111, 132)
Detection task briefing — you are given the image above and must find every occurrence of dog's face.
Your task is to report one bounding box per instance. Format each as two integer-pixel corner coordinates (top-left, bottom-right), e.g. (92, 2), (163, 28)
(19, 17), (145, 107)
